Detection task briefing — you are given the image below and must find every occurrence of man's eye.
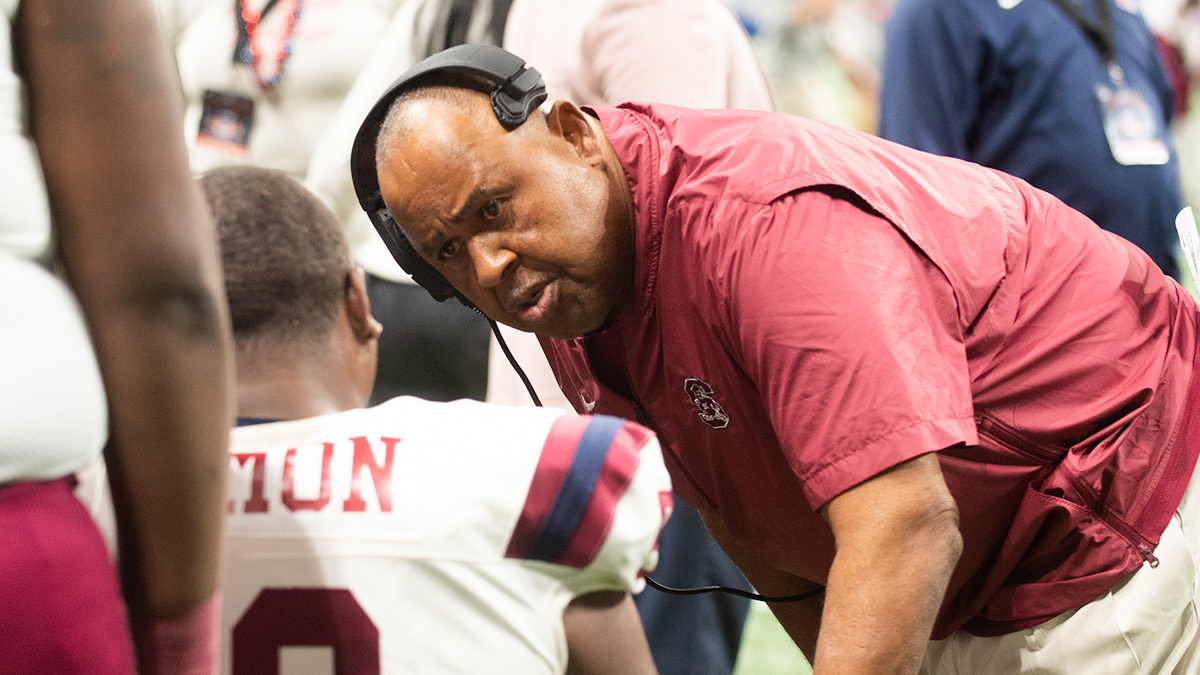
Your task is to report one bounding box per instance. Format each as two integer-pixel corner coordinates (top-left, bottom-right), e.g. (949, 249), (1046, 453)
(437, 240), (459, 261)
(481, 200), (501, 220)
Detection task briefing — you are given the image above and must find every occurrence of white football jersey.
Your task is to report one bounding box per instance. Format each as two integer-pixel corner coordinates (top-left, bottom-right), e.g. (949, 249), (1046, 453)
(1, 0), (54, 261)
(0, 254), (108, 484)
(223, 396), (672, 675)
(1, 3), (108, 485)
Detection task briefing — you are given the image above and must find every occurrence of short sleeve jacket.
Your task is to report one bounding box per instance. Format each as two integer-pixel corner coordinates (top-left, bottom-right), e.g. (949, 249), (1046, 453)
(539, 102), (1200, 637)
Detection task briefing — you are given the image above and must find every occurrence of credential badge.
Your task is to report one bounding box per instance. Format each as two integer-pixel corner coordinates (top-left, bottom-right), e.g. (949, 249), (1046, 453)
(684, 377), (730, 429)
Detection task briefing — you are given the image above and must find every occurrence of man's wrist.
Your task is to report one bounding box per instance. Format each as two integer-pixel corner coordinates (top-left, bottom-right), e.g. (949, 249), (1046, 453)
(131, 592), (221, 675)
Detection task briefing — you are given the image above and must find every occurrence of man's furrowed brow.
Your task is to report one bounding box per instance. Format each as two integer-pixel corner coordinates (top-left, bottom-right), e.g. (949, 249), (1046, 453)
(408, 187), (484, 260)
(415, 229), (447, 260)
(449, 186), (494, 224)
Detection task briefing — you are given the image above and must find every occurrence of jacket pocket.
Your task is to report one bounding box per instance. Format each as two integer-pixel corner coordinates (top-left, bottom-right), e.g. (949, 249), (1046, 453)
(974, 413), (1066, 465)
(976, 483), (1140, 619)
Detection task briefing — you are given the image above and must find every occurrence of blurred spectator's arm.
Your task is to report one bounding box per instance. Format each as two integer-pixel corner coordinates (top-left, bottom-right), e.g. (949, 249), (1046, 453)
(581, 0), (773, 110)
(15, 0), (233, 670)
(306, 0), (432, 234)
(878, 0), (980, 157)
(146, 0), (189, 105)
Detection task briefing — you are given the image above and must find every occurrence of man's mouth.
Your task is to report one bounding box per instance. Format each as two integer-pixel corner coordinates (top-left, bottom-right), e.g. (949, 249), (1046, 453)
(512, 281), (556, 323)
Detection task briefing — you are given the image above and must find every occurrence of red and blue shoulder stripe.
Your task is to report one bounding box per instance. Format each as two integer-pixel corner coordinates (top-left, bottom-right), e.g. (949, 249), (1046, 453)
(505, 414), (654, 568)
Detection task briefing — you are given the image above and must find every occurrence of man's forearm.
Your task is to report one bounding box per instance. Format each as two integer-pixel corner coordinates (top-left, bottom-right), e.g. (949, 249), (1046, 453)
(17, 0), (234, 619)
(697, 505), (825, 662)
(813, 512), (961, 675)
(813, 453), (963, 675)
(96, 312), (232, 615)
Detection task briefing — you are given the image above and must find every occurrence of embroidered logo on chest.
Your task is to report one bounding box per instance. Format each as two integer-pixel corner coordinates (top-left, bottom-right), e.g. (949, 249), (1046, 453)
(684, 377), (730, 429)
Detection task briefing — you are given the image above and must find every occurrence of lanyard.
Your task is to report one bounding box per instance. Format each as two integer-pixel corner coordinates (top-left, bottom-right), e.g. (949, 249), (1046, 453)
(232, 0), (303, 90)
(1047, 0), (1125, 83)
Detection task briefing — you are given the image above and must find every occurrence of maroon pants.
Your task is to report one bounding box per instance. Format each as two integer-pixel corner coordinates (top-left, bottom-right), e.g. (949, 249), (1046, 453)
(0, 477), (135, 675)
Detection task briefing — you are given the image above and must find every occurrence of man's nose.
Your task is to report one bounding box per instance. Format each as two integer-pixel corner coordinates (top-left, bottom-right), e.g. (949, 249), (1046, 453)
(468, 234), (517, 287)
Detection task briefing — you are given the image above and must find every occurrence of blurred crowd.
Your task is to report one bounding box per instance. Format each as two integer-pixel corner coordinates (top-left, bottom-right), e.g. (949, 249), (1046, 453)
(743, 0), (1200, 212)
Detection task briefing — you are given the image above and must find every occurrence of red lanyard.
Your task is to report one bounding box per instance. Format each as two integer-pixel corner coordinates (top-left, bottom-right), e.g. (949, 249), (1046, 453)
(233, 0), (303, 90)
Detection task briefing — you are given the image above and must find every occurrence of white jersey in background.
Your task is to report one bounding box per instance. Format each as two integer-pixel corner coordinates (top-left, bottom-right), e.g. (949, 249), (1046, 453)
(1, 0), (109, 486)
(223, 396), (672, 675)
(0, 0), (52, 261)
(152, 0), (407, 178)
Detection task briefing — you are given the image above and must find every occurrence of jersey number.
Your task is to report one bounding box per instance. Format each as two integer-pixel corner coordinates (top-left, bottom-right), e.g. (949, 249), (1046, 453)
(232, 588), (380, 674)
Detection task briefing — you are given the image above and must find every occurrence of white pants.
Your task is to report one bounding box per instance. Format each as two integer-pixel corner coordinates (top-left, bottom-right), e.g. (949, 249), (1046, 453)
(922, 461), (1200, 675)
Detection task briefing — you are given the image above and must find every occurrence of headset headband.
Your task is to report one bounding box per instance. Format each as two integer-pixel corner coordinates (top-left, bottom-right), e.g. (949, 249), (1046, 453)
(350, 44), (547, 305)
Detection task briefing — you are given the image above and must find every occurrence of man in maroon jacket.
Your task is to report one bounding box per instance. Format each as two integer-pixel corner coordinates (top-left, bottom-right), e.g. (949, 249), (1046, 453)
(361, 73), (1200, 674)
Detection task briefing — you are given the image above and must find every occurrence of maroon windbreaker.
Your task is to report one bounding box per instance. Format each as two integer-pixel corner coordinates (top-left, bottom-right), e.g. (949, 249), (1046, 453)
(539, 102), (1200, 637)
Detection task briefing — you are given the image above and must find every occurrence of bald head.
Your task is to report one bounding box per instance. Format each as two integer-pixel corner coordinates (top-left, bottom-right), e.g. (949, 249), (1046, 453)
(371, 90), (638, 339)
(375, 85), (515, 170)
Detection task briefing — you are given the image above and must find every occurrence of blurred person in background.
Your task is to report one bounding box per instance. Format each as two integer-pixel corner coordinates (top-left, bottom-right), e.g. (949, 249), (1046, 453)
(878, 0), (1184, 278)
(1147, 0), (1200, 242)
(203, 165), (667, 675)
(153, 0), (492, 403)
(730, 0), (894, 133)
(3, 0), (233, 672)
(153, 0), (407, 178)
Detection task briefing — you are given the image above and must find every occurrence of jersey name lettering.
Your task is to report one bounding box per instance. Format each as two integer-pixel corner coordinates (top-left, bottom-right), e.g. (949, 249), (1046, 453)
(228, 436), (398, 514)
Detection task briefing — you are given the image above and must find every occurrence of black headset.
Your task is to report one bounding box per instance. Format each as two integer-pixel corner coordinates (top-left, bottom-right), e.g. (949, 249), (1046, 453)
(349, 44), (548, 308)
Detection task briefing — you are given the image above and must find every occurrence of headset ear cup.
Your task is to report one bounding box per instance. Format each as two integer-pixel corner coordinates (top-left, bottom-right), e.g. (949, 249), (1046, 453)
(367, 209), (477, 309)
(367, 209), (451, 300)
(394, 231), (475, 308)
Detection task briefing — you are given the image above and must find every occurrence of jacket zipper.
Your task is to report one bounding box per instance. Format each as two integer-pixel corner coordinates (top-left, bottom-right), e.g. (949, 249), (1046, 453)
(976, 415), (1160, 567)
(1060, 469), (1161, 568)
(974, 414), (1063, 463)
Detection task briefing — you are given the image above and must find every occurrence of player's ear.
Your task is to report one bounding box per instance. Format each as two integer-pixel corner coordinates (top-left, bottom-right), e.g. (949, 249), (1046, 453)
(345, 266), (381, 345)
(544, 99), (603, 168)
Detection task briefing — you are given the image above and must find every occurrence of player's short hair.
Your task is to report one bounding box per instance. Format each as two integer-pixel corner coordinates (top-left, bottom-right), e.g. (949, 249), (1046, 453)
(200, 166), (350, 344)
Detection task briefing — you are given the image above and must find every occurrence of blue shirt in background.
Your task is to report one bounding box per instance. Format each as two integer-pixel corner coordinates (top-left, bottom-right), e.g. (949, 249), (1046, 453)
(879, 0), (1183, 277)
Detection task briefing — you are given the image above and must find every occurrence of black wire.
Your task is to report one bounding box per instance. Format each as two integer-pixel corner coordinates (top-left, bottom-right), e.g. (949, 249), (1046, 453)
(1047, 0), (1117, 67)
(489, 319), (820, 604)
(643, 576), (824, 603)
(488, 318), (543, 407)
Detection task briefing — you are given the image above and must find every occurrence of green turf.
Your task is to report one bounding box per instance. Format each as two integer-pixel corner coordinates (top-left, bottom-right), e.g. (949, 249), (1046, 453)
(731, 604), (813, 675)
